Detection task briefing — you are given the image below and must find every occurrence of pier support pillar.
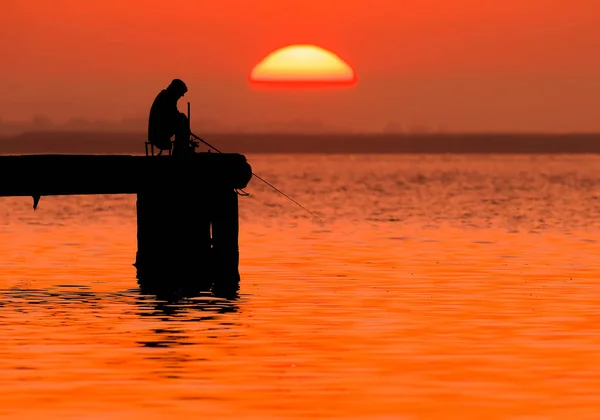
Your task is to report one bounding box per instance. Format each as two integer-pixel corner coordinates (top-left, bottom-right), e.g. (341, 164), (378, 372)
(135, 186), (240, 296)
(211, 189), (240, 294)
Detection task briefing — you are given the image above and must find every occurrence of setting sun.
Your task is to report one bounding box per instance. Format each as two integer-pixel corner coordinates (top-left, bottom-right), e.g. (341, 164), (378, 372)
(250, 45), (356, 86)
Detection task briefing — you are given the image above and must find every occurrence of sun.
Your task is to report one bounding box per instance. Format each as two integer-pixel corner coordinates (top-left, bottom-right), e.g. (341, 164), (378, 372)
(249, 44), (356, 87)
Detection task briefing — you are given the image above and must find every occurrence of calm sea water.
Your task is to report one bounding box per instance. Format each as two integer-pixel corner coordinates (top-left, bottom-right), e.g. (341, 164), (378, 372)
(2, 154), (600, 419)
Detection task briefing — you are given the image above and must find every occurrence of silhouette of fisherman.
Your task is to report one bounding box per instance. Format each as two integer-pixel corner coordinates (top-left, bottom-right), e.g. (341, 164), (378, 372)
(148, 79), (194, 156)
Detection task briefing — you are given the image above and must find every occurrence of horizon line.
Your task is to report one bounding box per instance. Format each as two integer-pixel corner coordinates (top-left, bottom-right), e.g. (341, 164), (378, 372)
(3, 130), (600, 137)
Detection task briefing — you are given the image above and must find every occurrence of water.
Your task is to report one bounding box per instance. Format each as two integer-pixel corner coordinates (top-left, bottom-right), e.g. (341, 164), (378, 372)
(2, 154), (600, 419)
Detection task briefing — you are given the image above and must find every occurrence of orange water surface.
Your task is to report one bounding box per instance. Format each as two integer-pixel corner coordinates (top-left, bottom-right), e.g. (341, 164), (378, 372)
(1, 154), (600, 419)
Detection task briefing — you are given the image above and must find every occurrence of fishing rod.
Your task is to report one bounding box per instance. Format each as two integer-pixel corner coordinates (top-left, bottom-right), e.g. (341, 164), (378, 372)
(190, 132), (323, 223)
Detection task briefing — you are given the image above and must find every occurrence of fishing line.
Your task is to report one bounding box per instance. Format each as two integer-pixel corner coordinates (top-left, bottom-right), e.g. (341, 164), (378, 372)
(190, 132), (323, 223)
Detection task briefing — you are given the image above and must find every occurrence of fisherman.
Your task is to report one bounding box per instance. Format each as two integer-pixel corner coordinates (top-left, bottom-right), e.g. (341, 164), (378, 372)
(148, 79), (194, 156)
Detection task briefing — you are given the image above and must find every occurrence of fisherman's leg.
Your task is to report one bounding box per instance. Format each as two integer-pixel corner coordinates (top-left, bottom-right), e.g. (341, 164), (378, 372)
(173, 113), (191, 156)
(150, 130), (174, 155)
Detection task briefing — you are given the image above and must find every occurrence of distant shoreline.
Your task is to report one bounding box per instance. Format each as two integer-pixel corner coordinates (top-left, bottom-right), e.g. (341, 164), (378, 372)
(1, 131), (600, 154)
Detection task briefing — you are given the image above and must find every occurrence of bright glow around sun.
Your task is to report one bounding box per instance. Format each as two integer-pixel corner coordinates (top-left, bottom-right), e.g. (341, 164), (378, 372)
(250, 45), (356, 86)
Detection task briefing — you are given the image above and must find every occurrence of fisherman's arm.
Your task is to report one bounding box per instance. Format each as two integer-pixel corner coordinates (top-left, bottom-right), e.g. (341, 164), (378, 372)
(154, 93), (180, 124)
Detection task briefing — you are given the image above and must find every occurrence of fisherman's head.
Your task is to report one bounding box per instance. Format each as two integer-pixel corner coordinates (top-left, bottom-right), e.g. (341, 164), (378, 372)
(167, 78), (188, 99)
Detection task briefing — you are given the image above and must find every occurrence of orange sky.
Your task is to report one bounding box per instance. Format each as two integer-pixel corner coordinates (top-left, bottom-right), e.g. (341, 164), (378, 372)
(2, 0), (599, 132)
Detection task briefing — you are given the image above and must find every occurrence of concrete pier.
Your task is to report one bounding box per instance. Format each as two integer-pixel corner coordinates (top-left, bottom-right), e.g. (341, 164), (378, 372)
(0, 153), (253, 295)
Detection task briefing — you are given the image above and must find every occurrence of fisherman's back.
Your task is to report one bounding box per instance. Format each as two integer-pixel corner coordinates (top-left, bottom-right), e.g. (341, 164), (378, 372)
(148, 89), (180, 150)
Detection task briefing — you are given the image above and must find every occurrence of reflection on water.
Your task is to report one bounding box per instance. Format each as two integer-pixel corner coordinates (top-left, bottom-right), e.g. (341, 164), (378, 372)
(0, 286), (240, 344)
(136, 273), (240, 302)
(2, 154), (600, 418)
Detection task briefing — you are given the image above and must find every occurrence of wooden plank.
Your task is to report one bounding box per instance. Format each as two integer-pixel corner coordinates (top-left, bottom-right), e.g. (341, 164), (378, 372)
(0, 153), (253, 197)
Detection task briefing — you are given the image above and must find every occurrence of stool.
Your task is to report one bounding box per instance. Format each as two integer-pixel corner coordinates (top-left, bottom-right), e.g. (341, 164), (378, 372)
(145, 141), (172, 156)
